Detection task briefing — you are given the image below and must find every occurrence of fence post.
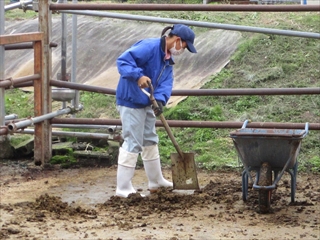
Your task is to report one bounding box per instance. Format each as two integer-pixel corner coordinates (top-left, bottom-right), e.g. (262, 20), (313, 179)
(0, 0), (14, 159)
(35, 0), (53, 165)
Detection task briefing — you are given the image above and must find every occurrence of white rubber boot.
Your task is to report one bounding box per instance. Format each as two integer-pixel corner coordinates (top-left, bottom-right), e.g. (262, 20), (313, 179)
(142, 145), (173, 192)
(116, 165), (136, 197)
(115, 147), (138, 198)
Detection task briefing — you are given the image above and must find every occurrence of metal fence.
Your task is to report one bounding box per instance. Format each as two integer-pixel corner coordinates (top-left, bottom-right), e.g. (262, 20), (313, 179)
(1, 1), (319, 164)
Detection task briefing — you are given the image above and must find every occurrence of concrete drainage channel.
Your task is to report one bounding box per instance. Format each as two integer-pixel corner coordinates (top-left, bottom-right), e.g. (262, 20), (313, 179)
(12, 135), (120, 168)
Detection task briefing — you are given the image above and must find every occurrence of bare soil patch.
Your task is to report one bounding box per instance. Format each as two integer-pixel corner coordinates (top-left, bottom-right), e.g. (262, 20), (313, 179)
(0, 159), (319, 239)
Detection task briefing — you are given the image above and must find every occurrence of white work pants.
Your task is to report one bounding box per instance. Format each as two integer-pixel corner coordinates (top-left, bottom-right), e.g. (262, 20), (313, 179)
(117, 105), (159, 155)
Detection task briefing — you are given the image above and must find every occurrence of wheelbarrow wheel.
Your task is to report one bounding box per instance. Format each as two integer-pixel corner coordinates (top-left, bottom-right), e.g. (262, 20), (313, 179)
(258, 162), (272, 213)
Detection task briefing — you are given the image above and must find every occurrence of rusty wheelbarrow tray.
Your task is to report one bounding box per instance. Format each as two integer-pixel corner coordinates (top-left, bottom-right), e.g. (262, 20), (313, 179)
(229, 120), (309, 213)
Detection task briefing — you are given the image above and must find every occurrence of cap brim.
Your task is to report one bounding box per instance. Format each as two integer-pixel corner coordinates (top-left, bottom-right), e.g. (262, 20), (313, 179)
(186, 41), (197, 53)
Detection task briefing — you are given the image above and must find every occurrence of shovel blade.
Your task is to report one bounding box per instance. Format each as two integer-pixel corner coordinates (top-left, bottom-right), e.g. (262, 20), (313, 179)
(171, 152), (200, 190)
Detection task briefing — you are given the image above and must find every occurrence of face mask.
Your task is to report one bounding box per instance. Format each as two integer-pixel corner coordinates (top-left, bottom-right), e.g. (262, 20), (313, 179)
(169, 39), (185, 56)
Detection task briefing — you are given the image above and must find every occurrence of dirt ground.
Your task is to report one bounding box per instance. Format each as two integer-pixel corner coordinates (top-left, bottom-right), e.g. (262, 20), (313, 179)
(0, 159), (319, 240)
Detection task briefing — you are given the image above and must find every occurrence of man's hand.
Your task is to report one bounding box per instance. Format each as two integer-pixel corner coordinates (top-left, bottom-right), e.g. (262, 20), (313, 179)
(138, 76), (151, 88)
(152, 101), (163, 117)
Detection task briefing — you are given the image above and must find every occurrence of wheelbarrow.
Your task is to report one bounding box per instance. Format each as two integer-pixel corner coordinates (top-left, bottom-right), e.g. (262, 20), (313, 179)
(229, 120), (309, 213)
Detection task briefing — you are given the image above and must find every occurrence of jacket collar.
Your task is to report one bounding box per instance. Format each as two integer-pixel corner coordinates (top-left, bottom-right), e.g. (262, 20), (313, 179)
(161, 36), (175, 65)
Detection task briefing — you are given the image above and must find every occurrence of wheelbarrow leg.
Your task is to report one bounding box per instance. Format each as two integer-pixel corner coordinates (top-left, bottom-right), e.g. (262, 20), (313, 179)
(242, 169), (249, 201)
(274, 170), (279, 180)
(288, 161), (298, 203)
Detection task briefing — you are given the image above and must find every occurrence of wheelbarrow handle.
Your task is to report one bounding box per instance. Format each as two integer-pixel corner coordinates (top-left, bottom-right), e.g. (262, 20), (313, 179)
(141, 86), (184, 158)
(304, 122), (309, 136)
(241, 119), (250, 129)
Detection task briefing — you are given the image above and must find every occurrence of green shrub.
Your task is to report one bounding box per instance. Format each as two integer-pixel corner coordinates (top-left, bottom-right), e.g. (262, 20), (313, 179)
(50, 155), (77, 168)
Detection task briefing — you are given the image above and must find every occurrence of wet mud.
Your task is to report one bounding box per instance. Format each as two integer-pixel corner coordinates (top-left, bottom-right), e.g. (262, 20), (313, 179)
(0, 159), (319, 239)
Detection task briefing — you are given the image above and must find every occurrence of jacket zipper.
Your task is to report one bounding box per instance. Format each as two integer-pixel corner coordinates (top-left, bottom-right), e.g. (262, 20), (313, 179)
(154, 63), (167, 90)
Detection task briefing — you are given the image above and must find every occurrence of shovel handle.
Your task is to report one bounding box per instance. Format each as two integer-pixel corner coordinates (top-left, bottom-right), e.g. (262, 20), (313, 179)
(141, 87), (184, 158)
(158, 113), (185, 159)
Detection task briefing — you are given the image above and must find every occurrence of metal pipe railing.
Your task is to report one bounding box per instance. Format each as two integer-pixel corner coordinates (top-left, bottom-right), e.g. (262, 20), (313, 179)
(0, 0), (5, 140)
(0, 74), (40, 88)
(0, 127), (8, 136)
(5, 81), (33, 89)
(7, 105), (83, 133)
(17, 128), (120, 140)
(71, 0), (80, 114)
(4, 42), (58, 50)
(51, 79), (116, 95)
(4, 43), (35, 50)
(50, 118), (320, 131)
(172, 88), (320, 96)
(50, 3), (320, 12)
(51, 79), (320, 96)
(4, 0), (33, 11)
(60, 0), (68, 83)
(5, 114), (18, 121)
(5, 117), (28, 125)
(57, 10), (320, 39)
(52, 124), (122, 133)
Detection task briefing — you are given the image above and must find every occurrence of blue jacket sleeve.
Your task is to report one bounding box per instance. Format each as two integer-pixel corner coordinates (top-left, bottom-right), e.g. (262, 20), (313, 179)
(116, 41), (151, 82)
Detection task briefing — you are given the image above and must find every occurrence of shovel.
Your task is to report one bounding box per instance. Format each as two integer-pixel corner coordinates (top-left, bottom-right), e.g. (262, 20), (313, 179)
(141, 84), (200, 190)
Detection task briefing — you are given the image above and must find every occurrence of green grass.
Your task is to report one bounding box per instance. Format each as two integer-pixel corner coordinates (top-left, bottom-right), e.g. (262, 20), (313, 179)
(4, 0), (38, 20)
(4, 8), (320, 173)
(5, 89), (34, 118)
(9, 134), (33, 147)
(78, 91), (118, 119)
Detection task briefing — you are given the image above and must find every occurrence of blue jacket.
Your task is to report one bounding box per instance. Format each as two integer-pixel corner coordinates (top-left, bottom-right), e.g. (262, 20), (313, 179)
(116, 37), (174, 108)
